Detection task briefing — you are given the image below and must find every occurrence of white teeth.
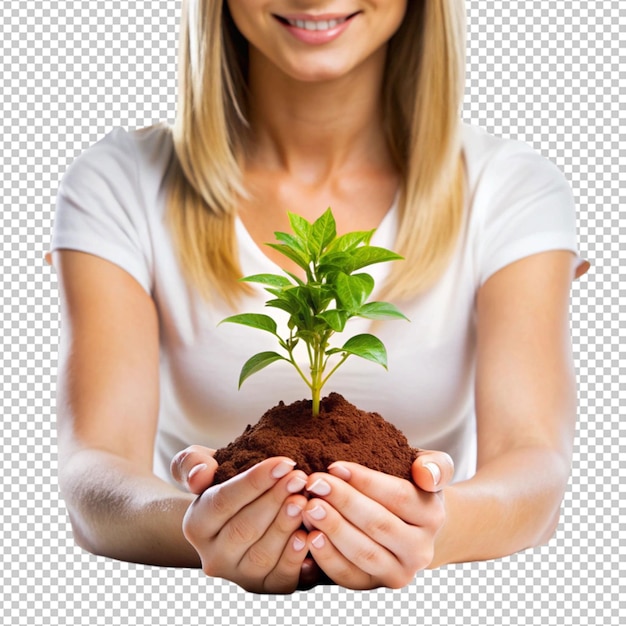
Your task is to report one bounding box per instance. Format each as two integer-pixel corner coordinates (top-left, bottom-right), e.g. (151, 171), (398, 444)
(288, 17), (343, 31)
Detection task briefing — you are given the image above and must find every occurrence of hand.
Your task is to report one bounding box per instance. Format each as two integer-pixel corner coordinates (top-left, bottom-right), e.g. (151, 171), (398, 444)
(300, 450), (454, 589)
(170, 446), (311, 594)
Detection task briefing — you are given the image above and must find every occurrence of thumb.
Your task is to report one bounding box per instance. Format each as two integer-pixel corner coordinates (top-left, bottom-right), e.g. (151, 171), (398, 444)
(170, 445), (218, 495)
(411, 450), (455, 493)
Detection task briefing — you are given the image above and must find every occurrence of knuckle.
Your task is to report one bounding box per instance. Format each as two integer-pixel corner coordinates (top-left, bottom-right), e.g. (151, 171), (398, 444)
(181, 502), (206, 544)
(266, 562), (299, 591)
(392, 481), (417, 510)
(333, 563), (358, 584)
(416, 545), (435, 571)
(357, 469), (376, 492)
(245, 545), (274, 571)
(353, 544), (383, 568)
(204, 486), (231, 517)
(201, 553), (222, 578)
(427, 497), (446, 530)
(364, 514), (394, 538)
(225, 517), (257, 545)
(405, 540), (434, 572)
(387, 569), (416, 589)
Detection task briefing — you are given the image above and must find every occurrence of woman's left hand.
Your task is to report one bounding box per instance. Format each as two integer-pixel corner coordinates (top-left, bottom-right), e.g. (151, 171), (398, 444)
(301, 450), (454, 589)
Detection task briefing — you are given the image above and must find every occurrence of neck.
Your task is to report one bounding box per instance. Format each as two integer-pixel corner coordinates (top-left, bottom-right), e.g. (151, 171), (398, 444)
(245, 47), (393, 185)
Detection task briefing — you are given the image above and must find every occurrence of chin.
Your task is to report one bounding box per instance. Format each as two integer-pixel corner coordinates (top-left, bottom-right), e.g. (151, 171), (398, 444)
(281, 57), (360, 84)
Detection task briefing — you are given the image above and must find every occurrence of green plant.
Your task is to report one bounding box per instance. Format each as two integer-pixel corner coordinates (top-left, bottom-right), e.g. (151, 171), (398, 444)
(221, 208), (408, 416)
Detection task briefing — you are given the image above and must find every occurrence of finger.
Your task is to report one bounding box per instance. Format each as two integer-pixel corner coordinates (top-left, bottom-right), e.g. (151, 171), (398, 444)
(306, 530), (381, 590)
(220, 475), (308, 563)
(326, 463), (429, 527)
(186, 466), (307, 579)
(170, 445), (219, 494)
(198, 457), (298, 527)
(262, 527), (311, 594)
(411, 450), (455, 493)
(235, 494), (308, 593)
(302, 498), (399, 580)
(306, 473), (415, 558)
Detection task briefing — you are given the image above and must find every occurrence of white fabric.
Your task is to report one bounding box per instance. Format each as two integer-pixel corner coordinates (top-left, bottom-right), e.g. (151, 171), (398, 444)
(51, 122), (580, 485)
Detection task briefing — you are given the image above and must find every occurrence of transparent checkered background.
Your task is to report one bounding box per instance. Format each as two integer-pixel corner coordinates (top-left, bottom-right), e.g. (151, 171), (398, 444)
(1, 2), (623, 625)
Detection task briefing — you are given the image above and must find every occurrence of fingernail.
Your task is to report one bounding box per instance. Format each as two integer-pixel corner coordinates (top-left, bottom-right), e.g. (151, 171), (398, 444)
(286, 503), (302, 518)
(424, 462), (441, 487)
(293, 536), (306, 552)
(271, 459), (297, 479)
(311, 533), (326, 549)
(308, 478), (331, 496)
(308, 504), (327, 521)
(328, 463), (352, 481)
(286, 476), (307, 494)
(187, 463), (207, 482)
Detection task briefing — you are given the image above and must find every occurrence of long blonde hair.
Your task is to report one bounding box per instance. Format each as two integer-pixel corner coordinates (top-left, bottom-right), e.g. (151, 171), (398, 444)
(169, 0), (467, 304)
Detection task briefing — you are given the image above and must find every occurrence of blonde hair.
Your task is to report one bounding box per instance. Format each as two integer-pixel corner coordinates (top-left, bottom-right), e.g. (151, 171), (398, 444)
(169, 0), (467, 304)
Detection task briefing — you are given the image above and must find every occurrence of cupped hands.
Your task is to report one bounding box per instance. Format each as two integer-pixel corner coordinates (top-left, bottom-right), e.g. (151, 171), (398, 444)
(171, 446), (453, 593)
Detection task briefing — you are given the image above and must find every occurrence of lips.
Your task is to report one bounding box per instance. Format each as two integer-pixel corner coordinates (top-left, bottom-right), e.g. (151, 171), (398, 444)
(273, 11), (360, 44)
(277, 14), (353, 31)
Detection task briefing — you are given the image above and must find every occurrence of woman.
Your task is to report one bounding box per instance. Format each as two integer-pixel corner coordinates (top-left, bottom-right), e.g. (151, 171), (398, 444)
(50, 1), (586, 593)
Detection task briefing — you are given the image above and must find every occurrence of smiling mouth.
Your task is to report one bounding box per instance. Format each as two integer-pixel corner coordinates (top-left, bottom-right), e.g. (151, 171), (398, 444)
(274, 12), (360, 32)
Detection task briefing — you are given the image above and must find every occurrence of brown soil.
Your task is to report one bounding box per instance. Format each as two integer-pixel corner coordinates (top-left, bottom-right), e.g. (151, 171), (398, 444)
(213, 392), (420, 484)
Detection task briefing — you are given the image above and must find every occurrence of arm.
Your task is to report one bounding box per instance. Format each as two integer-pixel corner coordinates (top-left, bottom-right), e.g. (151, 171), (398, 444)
(297, 250), (578, 588)
(54, 250), (200, 566)
(55, 251), (310, 591)
(430, 250), (578, 567)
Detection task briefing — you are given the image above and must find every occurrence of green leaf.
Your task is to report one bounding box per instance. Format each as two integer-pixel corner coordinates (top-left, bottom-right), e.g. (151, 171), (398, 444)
(310, 208), (337, 258)
(265, 297), (300, 317)
(238, 351), (286, 388)
(267, 287), (315, 330)
(358, 302), (410, 321)
(274, 231), (308, 256)
(348, 246), (404, 272)
(335, 273), (375, 311)
(324, 229), (375, 254)
(317, 252), (354, 278)
(288, 212), (312, 242)
(266, 243), (310, 271)
(316, 309), (349, 332)
(285, 271), (306, 286)
(240, 274), (294, 289)
(220, 313), (278, 335)
(340, 334), (388, 368)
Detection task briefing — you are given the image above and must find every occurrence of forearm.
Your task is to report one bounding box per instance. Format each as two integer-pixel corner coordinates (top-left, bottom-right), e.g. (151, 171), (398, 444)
(59, 448), (200, 567)
(430, 446), (570, 568)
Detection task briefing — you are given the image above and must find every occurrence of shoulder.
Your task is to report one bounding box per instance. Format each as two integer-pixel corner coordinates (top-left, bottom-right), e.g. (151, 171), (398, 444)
(460, 124), (579, 286)
(59, 123), (174, 197)
(461, 122), (572, 202)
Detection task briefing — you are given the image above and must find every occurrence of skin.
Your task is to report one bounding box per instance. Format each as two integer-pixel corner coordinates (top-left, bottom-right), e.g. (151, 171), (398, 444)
(53, 0), (585, 592)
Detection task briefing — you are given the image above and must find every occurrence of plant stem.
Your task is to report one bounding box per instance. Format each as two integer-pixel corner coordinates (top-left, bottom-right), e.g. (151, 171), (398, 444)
(321, 353), (350, 388)
(286, 350), (313, 391)
(310, 331), (332, 417)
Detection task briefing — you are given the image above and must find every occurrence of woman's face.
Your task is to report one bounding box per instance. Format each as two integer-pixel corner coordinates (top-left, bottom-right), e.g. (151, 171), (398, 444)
(226, 0), (408, 83)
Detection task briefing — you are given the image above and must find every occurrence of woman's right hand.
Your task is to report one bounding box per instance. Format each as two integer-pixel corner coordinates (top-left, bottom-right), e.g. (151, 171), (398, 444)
(171, 447), (310, 594)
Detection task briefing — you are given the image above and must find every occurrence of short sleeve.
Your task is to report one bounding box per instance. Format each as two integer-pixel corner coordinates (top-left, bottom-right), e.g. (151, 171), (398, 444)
(475, 144), (580, 286)
(51, 128), (153, 294)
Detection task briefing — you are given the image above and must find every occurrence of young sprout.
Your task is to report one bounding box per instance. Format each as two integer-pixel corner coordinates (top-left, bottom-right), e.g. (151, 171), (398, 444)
(221, 208), (408, 416)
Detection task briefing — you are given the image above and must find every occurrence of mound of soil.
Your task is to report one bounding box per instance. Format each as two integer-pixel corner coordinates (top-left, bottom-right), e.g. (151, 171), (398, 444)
(213, 392), (419, 484)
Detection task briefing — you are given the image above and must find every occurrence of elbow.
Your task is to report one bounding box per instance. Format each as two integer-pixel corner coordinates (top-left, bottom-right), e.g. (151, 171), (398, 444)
(535, 507), (562, 548)
(65, 508), (108, 558)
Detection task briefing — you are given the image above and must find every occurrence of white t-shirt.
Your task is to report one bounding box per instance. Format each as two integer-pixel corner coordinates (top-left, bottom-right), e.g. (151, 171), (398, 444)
(51, 122), (580, 484)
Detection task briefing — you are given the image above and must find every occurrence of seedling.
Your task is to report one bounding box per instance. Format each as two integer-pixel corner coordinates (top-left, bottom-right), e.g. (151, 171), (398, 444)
(221, 208), (408, 416)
